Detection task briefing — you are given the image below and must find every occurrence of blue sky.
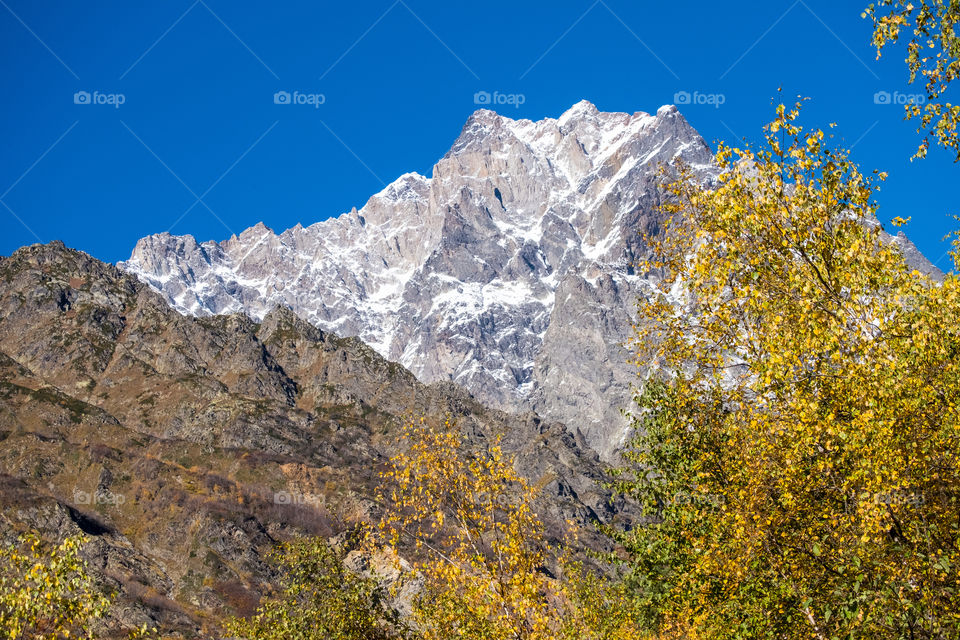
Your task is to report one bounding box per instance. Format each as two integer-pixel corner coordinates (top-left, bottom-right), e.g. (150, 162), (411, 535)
(0, 1), (956, 267)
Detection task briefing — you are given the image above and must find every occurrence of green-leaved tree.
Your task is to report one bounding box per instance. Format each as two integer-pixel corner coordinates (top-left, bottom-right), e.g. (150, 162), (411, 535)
(225, 536), (407, 640)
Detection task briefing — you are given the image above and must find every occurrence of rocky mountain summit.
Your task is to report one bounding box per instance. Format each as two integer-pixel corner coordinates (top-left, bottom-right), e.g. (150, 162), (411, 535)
(120, 101), (718, 458)
(0, 242), (627, 637)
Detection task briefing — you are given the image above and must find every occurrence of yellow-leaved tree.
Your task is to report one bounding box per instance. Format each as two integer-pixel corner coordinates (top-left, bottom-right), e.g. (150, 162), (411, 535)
(611, 100), (960, 639)
(0, 534), (111, 640)
(224, 536), (408, 640)
(378, 418), (642, 640)
(865, 0), (960, 159)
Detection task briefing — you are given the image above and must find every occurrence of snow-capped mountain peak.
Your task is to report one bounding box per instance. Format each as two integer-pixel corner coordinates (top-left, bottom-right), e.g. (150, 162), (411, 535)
(120, 101), (716, 457)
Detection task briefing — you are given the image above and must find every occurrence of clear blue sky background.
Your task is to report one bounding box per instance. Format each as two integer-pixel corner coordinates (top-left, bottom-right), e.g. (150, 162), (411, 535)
(1, 0), (956, 268)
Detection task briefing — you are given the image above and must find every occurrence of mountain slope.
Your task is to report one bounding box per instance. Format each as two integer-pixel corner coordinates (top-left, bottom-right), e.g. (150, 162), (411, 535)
(0, 242), (626, 637)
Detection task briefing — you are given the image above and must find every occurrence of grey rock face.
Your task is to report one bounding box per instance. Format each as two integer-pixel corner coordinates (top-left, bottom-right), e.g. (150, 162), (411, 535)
(120, 101), (717, 458)
(889, 230), (945, 279)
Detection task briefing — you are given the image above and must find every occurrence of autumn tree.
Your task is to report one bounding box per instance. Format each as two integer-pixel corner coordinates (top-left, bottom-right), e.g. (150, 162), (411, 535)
(612, 101), (960, 638)
(865, 0), (960, 159)
(0, 534), (112, 640)
(378, 418), (642, 640)
(225, 536), (407, 640)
